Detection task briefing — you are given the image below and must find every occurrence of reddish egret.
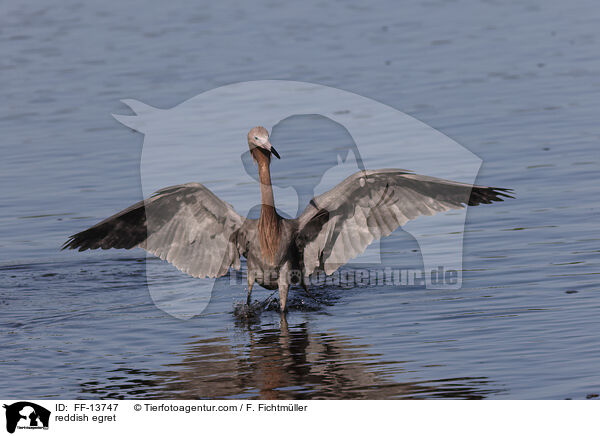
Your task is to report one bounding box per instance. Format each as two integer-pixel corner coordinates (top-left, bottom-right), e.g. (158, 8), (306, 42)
(64, 126), (513, 312)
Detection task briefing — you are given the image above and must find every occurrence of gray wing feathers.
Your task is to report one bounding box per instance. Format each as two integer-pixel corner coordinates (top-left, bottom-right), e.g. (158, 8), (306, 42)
(297, 169), (513, 276)
(64, 183), (244, 279)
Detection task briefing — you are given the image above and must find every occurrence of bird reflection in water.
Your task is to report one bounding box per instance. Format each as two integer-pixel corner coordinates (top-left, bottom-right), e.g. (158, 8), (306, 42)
(80, 315), (503, 400)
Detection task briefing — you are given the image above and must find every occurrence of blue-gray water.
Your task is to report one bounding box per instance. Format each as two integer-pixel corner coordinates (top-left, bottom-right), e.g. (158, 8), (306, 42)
(1, 0), (599, 399)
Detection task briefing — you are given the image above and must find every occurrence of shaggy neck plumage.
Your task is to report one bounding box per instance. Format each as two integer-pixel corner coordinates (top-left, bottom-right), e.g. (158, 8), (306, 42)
(252, 148), (281, 263)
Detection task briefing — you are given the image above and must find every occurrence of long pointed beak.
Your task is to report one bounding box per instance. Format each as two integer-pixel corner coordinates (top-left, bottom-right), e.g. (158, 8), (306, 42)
(267, 142), (281, 159)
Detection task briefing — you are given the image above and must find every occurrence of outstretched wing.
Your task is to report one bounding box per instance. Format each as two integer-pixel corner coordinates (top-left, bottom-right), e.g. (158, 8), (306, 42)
(63, 183), (245, 278)
(296, 169), (513, 276)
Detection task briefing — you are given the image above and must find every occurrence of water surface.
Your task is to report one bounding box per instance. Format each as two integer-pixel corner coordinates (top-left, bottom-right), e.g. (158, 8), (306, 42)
(1, 0), (599, 399)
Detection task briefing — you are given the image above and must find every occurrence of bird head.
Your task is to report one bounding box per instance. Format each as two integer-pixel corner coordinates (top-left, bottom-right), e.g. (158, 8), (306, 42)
(247, 126), (280, 161)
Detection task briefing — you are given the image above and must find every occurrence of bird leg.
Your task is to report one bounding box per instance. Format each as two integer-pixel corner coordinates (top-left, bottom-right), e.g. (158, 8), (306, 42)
(277, 264), (291, 312)
(246, 272), (255, 305)
(302, 281), (315, 299)
(278, 283), (289, 313)
(278, 280), (290, 313)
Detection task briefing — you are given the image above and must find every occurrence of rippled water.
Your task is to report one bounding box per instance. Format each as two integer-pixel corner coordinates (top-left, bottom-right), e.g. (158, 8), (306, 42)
(1, 0), (599, 399)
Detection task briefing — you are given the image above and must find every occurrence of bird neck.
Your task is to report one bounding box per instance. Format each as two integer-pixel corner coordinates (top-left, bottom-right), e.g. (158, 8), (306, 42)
(254, 149), (281, 263)
(257, 157), (275, 209)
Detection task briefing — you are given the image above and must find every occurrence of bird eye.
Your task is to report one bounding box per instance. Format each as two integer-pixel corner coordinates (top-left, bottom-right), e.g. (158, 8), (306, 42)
(254, 136), (258, 140)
